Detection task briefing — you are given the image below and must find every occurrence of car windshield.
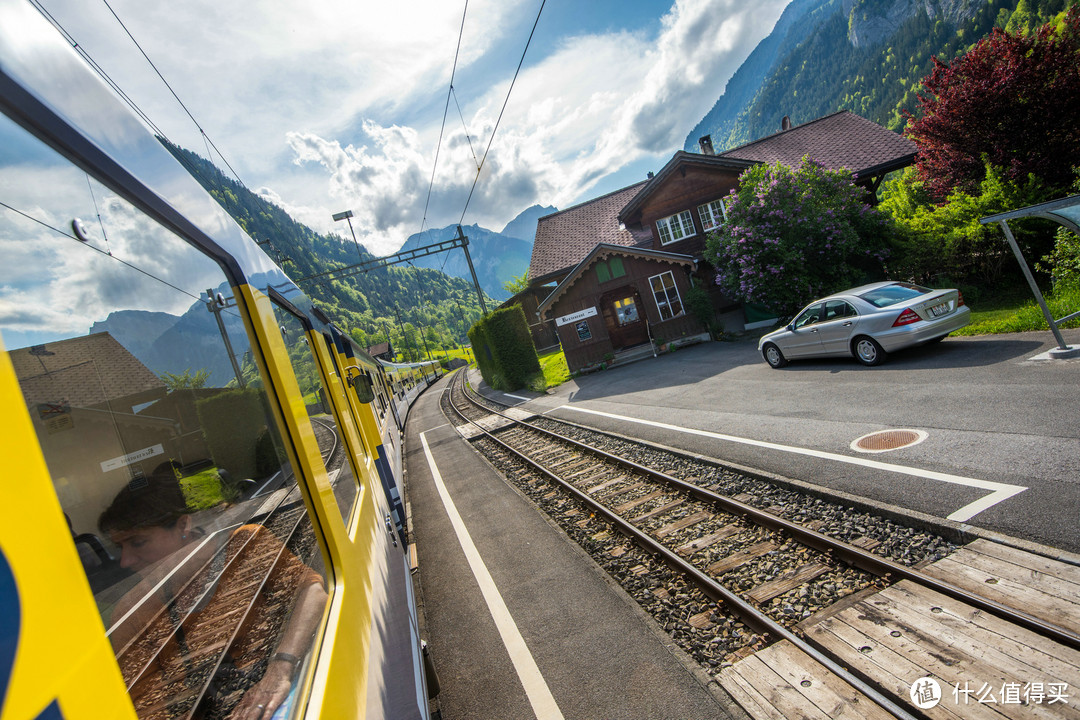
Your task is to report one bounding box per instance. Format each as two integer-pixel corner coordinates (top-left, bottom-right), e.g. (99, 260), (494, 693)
(858, 282), (932, 308)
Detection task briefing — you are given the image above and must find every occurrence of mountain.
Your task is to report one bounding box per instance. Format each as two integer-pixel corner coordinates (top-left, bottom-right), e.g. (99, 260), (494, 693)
(161, 143), (498, 359)
(685, 0), (836, 152)
(395, 222), (535, 302)
(501, 204), (557, 243)
(684, 0), (1064, 152)
(90, 291), (251, 388)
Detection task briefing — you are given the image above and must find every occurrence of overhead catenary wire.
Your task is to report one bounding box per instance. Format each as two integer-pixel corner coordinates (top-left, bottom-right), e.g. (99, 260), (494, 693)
(0, 200), (214, 309)
(26, 0), (249, 202)
(95, 0), (247, 188)
(458, 0), (546, 226)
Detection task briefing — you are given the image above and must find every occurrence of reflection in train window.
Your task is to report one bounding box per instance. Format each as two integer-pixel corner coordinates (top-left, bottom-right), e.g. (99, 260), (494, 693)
(0, 113), (328, 719)
(270, 304), (361, 526)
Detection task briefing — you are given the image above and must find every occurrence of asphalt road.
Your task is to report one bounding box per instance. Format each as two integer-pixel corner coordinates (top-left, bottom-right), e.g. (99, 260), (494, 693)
(506, 329), (1080, 555)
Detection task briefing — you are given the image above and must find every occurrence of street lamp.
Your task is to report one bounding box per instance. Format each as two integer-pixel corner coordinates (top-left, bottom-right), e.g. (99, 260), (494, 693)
(332, 209), (363, 260)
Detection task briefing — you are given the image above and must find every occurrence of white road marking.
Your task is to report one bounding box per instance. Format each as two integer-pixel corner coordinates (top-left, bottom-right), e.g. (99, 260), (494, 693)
(420, 431), (565, 720)
(558, 405), (1026, 523)
(504, 394), (531, 402)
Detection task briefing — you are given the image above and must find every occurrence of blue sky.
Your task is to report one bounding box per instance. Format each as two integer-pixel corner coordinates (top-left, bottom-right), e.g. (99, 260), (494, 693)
(31, 0), (791, 254)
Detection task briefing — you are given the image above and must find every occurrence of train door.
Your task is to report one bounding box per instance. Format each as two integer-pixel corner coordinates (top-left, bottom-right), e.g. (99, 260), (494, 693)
(0, 107), (334, 718)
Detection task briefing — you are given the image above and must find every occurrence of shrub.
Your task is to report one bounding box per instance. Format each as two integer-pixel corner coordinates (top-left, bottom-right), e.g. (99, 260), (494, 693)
(706, 158), (891, 316)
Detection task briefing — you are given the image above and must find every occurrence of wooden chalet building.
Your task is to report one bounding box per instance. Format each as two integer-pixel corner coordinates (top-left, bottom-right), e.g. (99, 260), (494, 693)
(530, 111), (917, 374)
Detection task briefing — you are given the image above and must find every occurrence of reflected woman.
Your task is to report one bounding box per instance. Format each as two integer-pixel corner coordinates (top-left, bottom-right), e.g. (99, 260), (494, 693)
(100, 473), (327, 720)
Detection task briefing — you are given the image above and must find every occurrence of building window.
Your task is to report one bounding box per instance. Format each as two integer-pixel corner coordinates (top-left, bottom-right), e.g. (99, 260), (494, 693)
(613, 296), (640, 325)
(595, 257), (626, 284)
(650, 271), (684, 320)
(656, 210), (695, 245)
(697, 198), (728, 231)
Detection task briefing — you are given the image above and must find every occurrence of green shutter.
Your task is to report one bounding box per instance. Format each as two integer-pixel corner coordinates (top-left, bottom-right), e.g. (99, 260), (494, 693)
(609, 256), (624, 278)
(596, 261), (610, 283)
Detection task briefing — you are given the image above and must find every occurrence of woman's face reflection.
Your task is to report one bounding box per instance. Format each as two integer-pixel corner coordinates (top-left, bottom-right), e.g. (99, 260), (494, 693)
(109, 516), (192, 574)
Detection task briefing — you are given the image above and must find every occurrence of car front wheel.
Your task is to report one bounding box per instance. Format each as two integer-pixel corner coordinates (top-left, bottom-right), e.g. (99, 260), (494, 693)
(853, 336), (886, 366)
(762, 343), (788, 368)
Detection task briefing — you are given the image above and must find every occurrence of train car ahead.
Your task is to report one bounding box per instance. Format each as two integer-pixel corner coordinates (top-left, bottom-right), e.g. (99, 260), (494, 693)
(0, 1), (432, 718)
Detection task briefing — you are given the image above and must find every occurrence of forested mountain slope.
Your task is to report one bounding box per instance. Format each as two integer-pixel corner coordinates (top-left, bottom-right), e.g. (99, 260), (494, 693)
(685, 0), (1072, 152)
(163, 143), (489, 355)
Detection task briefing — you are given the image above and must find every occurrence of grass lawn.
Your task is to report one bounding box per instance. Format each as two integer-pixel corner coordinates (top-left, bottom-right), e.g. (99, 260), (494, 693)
(953, 284), (1080, 335)
(538, 347), (571, 388)
(180, 468), (237, 510)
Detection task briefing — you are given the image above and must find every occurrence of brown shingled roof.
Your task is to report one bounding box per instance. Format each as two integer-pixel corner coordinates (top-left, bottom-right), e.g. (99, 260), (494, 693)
(10, 332), (165, 409)
(529, 182), (651, 285)
(718, 111), (916, 177)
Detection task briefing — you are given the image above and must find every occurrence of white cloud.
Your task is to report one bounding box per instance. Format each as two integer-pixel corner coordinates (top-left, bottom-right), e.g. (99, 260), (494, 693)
(32, 0), (787, 255)
(284, 0), (788, 249)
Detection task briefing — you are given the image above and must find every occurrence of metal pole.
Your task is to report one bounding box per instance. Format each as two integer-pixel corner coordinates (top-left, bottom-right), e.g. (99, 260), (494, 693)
(457, 225), (487, 315)
(206, 289), (245, 388)
(997, 221), (1070, 351)
(333, 210), (364, 261)
(394, 310), (414, 362)
(417, 312), (432, 361)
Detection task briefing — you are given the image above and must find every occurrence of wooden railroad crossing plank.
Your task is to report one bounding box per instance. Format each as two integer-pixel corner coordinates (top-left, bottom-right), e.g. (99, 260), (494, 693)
(921, 539), (1080, 637)
(718, 640), (895, 720)
(746, 562), (831, 604)
(676, 525), (740, 556)
(654, 510), (713, 539)
(708, 541), (777, 575)
(806, 579), (1080, 719)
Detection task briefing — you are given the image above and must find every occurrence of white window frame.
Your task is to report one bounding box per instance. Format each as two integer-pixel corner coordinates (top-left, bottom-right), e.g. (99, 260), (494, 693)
(650, 270), (685, 321)
(697, 198), (728, 231)
(656, 210), (696, 245)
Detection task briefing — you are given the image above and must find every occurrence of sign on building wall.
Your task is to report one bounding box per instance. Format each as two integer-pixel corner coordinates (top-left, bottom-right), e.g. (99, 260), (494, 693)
(575, 321), (592, 342)
(555, 306), (598, 327)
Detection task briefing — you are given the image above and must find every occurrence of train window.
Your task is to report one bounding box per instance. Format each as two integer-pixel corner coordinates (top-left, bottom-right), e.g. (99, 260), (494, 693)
(0, 114), (329, 719)
(270, 304), (360, 527)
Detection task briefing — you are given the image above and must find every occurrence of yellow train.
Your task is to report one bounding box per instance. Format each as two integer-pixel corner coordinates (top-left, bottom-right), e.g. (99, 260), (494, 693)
(0, 1), (441, 717)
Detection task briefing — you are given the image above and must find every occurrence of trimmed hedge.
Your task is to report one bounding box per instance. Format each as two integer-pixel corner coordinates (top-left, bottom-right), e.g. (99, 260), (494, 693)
(468, 305), (542, 391)
(195, 388), (268, 481)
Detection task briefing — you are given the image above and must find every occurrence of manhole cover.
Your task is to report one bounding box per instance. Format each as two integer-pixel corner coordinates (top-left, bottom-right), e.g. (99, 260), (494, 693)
(851, 429), (927, 453)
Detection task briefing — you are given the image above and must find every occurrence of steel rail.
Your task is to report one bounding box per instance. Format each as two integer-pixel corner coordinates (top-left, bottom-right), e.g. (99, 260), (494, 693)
(447, 371), (919, 720)
(120, 497), (307, 703)
(181, 506), (310, 719)
(461, 378), (1080, 654)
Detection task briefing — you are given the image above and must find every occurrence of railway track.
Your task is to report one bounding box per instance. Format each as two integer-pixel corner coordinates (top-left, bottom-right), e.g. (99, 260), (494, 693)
(110, 481), (321, 720)
(444, 368), (1080, 719)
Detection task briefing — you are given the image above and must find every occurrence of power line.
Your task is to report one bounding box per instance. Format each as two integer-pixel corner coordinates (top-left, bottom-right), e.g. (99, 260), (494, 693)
(26, 1), (246, 201)
(458, 0), (546, 226)
(419, 0), (470, 253)
(96, 0), (247, 187)
(0, 200), (213, 309)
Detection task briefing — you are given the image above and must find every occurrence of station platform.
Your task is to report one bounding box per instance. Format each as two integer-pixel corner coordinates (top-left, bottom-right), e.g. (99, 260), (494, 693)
(403, 370), (740, 720)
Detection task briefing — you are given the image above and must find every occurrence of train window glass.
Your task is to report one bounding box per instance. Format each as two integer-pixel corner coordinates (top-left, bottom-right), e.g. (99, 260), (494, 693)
(270, 305), (360, 526)
(0, 114), (328, 719)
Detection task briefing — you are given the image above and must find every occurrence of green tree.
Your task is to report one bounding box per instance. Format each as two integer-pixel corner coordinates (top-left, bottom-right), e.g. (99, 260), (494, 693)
(705, 159), (891, 316)
(880, 164), (1051, 287)
(502, 271), (530, 295)
(161, 368), (211, 390)
(905, 7), (1080, 202)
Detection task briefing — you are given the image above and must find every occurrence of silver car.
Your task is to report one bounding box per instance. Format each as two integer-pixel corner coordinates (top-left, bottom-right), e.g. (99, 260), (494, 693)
(758, 281), (972, 368)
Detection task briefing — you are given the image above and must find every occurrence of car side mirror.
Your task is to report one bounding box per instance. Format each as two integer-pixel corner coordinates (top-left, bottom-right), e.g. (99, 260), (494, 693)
(346, 368), (375, 404)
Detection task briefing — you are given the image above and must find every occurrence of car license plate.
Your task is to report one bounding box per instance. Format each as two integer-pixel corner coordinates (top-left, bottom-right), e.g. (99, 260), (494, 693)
(930, 302), (949, 317)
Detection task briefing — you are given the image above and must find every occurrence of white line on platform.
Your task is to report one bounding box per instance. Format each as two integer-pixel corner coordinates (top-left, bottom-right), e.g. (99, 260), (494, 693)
(557, 405), (1026, 523)
(504, 394), (530, 402)
(420, 431), (565, 720)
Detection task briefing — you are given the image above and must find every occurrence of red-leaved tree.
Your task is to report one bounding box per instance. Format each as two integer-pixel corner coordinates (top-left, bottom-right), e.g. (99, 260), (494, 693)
(905, 8), (1080, 203)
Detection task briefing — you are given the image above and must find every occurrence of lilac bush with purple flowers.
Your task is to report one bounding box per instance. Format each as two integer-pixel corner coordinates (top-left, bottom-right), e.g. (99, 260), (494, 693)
(705, 158), (892, 316)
